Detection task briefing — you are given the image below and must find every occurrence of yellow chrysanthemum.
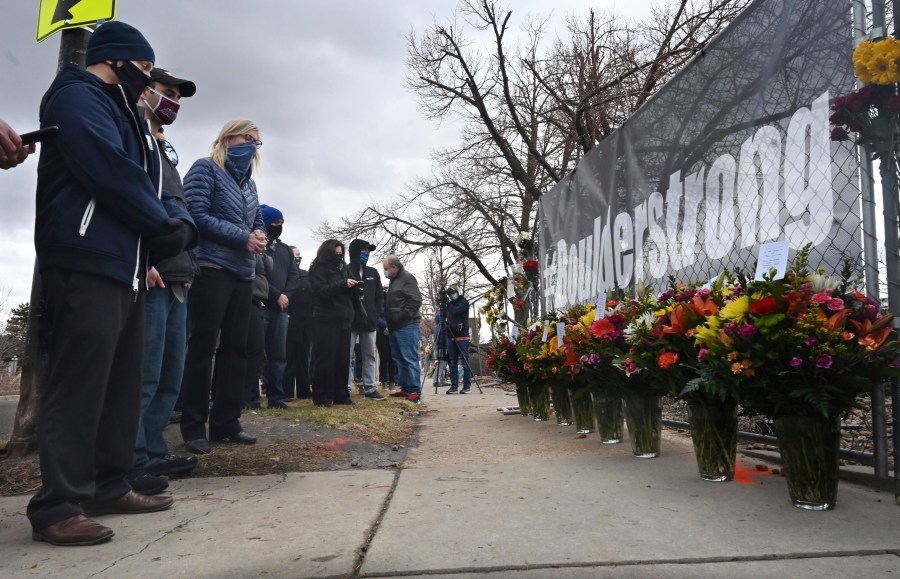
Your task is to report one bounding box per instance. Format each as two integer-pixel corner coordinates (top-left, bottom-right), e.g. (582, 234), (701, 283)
(694, 316), (721, 345)
(853, 40), (875, 83)
(719, 295), (749, 322)
(579, 309), (596, 328)
(868, 54), (900, 85)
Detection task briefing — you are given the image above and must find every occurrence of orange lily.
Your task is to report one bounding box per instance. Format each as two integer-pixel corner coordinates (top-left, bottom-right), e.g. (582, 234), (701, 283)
(690, 294), (720, 317)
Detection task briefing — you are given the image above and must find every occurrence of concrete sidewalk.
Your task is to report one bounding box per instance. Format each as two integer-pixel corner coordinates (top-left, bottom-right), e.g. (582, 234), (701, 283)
(1, 387), (898, 578)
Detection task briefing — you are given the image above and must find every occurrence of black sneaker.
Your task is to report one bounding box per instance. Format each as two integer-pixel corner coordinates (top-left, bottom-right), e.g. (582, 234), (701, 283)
(364, 389), (386, 401)
(267, 400), (290, 410)
(460, 388), (471, 394)
(144, 453), (198, 476)
(128, 470), (169, 495)
(446, 387), (458, 394)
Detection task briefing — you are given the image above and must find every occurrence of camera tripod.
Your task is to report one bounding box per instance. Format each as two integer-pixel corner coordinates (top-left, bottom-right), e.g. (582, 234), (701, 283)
(424, 313), (483, 395)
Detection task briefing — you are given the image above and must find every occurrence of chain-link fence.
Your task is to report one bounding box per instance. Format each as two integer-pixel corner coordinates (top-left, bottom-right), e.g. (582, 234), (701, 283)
(536, 0), (897, 484)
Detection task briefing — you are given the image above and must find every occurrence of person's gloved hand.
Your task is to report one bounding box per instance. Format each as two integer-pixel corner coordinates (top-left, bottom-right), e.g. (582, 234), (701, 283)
(148, 218), (195, 261)
(377, 315), (387, 331)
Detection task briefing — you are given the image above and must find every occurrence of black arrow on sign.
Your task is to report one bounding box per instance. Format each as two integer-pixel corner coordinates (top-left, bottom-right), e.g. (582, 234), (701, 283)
(52, 0), (84, 25)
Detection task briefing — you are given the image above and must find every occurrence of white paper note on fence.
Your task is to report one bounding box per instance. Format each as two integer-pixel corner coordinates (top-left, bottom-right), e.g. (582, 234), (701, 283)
(510, 324), (519, 343)
(541, 322), (549, 343)
(556, 322), (565, 347)
(754, 240), (790, 280)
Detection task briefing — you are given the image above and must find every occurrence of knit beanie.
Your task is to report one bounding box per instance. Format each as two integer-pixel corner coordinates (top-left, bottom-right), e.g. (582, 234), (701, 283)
(260, 205), (284, 226)
(85, 21), (155, 66)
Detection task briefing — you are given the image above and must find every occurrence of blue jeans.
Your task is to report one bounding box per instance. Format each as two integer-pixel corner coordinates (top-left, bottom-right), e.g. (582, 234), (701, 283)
(261, 308), (289, 403)
(349, 329), (377, 391)
(389, 322), (421, 394)
(446, 338), (472, 389)
(135, 284), (188, 468)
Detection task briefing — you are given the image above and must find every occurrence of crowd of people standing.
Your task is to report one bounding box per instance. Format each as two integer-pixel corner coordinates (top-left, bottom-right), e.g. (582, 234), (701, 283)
(2, 20), (428, 547)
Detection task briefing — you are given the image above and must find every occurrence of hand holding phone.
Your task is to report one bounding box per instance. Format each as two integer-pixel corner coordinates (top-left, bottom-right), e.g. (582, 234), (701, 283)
(19, 126), (59, 145)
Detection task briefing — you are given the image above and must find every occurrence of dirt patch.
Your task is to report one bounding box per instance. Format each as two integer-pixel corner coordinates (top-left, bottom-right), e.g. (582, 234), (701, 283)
(0, 393), (421, 497)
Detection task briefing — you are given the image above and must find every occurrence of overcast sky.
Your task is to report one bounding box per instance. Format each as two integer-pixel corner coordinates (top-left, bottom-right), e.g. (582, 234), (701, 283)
(0, 1), (652, 312)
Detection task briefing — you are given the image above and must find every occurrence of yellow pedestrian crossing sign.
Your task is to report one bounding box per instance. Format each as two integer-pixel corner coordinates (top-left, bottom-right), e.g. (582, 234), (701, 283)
(37, 0), (117, 43)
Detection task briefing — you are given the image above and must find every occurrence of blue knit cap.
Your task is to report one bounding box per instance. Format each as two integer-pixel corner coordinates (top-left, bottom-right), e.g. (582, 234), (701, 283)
(85, 21), (155, 66)
(260, 204), (284, 226)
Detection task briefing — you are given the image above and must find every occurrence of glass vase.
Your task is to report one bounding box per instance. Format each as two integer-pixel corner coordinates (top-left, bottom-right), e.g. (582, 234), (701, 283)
(687, 402), (738, 482)
(571, 389), (595, 433)
(774, 415), (841, 511)
(624, 393), (662, 458)
(550, 381), (573, 426)
(591, 391), (624, 444)
(527, 381), (550, 421)
(515, 381), (532, 416)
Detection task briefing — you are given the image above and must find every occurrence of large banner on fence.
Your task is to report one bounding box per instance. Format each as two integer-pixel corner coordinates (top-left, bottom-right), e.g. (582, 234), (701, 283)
(540, 0), (859, 311)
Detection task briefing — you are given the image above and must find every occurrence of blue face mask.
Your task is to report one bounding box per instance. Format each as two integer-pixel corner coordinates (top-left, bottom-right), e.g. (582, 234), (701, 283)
(227, 141), (257, 176)
(383, 270), (391, 280)
(359, 251), (369, 264)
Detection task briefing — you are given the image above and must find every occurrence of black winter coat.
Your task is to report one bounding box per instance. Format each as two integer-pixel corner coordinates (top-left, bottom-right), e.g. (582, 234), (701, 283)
(309, 258), (355, 329)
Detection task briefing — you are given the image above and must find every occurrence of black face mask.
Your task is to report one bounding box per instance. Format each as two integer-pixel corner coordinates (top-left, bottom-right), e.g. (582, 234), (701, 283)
(267, 225), (282, 240)
(113, 61), (152, 105)
(333, 254), (344, 265)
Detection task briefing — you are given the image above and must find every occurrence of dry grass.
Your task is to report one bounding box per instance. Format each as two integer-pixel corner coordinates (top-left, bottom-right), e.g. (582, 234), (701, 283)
(260, 397), (422, 445)
(0, 395), (423, 497)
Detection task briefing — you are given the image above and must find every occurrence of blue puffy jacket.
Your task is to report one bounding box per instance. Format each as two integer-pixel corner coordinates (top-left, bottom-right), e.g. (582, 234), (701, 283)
(183, 157), (265, 280)
(35, 65), (195, 289)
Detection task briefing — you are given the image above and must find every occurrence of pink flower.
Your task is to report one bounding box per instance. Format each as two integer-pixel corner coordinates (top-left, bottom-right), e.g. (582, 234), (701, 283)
(826, 298), (845, 311)
(815, 354), (832, 369)
(789, 357), (803, 368)
(697, 347), (709, 362)
(811, 293), (830, 304)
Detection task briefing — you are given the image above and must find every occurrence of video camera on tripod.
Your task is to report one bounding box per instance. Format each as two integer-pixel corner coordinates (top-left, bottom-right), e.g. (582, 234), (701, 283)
(437, 284), (451, 311)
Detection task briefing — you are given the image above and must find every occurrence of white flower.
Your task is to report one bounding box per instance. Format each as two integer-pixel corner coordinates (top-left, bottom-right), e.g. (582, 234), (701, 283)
(624, 311), (657, 341)
(809, 273), (842, 293)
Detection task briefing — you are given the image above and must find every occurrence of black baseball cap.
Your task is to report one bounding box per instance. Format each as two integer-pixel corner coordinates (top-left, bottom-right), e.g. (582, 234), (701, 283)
(150, 68), (196, 98)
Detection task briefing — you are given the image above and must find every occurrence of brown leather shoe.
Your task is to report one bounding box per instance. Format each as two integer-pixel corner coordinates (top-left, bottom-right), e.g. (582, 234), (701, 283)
(82, 490), (174, 516)
(32, 514), (114, 546)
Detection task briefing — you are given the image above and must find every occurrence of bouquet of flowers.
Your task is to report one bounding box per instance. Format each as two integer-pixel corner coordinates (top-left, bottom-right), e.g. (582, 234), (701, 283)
(694, 245), (900, 418)
(485, 335), (527, 385)
(830, 36), (900, 160)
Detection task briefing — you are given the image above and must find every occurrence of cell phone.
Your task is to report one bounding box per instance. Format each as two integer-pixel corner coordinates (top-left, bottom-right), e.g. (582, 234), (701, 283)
(19, 126), (60, 145)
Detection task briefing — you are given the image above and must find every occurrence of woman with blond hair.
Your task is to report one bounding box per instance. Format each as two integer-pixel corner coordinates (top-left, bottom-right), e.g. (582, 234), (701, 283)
(180, 119), (267, 454)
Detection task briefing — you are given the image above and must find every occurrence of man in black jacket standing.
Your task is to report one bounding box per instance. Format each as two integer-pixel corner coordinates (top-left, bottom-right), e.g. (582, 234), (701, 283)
(383, 255), (423, 403)
(284, 246), (314, 400)
(348, 239), (385, 400)
(28, 21), (196, 546)
(131, 67), (200, 489)
(260, 205), (299, 409)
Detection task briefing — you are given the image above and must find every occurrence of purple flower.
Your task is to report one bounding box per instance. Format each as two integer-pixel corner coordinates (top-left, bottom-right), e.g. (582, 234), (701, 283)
(509, 364), (521, 374)
(815, 354), (832, 369)
(588, 353), (601, 364)
(723, 323), (738, 334)
(738, 324), (758, 337)
(803, 337), (818, 348)
(789, 357), (803, 368)
(697, 347), (709, 362)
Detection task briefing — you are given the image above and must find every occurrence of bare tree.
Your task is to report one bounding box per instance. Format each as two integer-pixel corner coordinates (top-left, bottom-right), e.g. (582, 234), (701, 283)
(319, 0), (751, 289)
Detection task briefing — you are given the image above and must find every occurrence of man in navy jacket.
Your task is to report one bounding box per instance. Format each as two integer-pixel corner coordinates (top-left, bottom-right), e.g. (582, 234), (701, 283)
(27, 22), (196, 547)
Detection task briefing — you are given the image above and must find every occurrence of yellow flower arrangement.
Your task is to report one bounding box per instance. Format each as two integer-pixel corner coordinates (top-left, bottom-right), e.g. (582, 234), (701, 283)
(853, 37), (900, 85)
